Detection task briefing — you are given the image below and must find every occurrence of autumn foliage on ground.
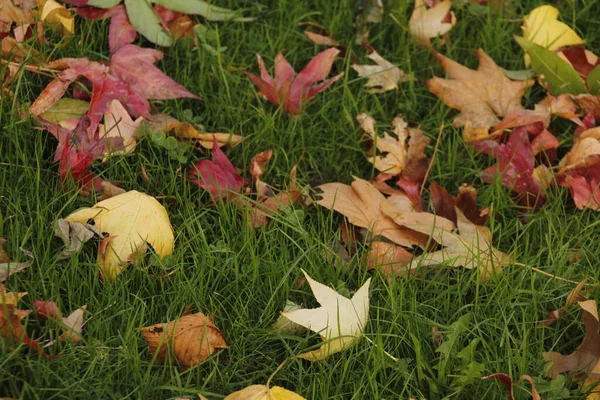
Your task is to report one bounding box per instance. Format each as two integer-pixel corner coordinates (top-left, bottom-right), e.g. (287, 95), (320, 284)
(2, 0), (600, 399)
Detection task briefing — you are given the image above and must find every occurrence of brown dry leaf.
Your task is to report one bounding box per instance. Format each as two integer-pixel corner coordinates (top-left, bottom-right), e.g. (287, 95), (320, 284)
(249, 149), (273, 197)
(559, 127), (600, 172)
(357, 113), (430, 179)
(225, 385), (307, 400)
(140, 312), (228, 367)
(430, 182), (489, 226)
(426, 49), (533, 136)
(316, 178), (428, 248)
(351, 51), (411, 93)
(403, 208), (511, 280)
(364, 241), (414, 279)
(148, 114), (243, 149)
(539, 280), (587, 327)
(543, 300), (600, 396)
(0, 287), (47, 356)
(409, 0), (456, 47)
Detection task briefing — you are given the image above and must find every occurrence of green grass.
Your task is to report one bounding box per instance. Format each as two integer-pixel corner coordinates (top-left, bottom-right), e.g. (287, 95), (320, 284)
(2, 0), (600, 399)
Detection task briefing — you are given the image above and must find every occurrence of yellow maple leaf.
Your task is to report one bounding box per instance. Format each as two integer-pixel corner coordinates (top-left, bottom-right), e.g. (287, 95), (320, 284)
(65, 190), (174, 279)
(281, 269), (370, 361)
(224, 385), (307, 400)
(522, 5), (584, 66)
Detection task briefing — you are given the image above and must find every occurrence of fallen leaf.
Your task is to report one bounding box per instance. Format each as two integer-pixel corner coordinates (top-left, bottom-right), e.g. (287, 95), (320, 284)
(64, 190), (175, 279)
(357, 113), (430, 179)
(482, 373), (540, 400)
(100, 99), (144, 155)
(54, 219), (100, 260)
(538, 280), (587, 327)
(187, 140), (246, 201)
(354, 0), (383, 46)
(522, 5), (584, 66)
(272, 300), (306, 335)
(225, 385), (307, 400)
(34, 300), (62, 322)
(282, 269), (370, 360)
(409, 0), (456, 47)
(316, 178), (428, 248)
(147, 114), (243, 149)
(364, 241), (414, 279)
(404, 208), (511, 280)
(426, 49), (533, 134)
(352, 51), (411, 93)
(0, 289), (48, 356)
(39, 0), (75, 35)
(304, 30), (339, 46)
(245, 49), (344, 115)
(248, 149), (273, 196)
(39, 98), (90, 124)
(543, 300), (600, 395)
(140, 312), (228, 367)
(0, 240), (33, 282)
(59, 305), (87, 344)
(430, 182), (489, 226)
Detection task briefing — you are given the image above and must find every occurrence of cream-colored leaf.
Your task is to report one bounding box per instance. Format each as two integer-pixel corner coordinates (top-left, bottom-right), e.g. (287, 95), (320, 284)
(282, 269), (370, 361)
(101, 99), (144, 156)
(224, 385), (307, 400)
(351, 51), (411, 93)
(522, 5), (584, 66)
(409, 0), (456, 46)
(426, 49), (533, 132)
(404, 208), (510, 280)
(317, 178), (428, 248)
(65, 190), (174, 279)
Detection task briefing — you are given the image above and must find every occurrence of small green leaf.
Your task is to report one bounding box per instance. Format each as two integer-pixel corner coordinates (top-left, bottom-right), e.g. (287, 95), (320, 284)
(40, 99), (90, 123)
(152, 0), (254, 22)
(588, 64), (600, 95)
(124, 0), (173, 46)
(515, 36), (587, 95)
(87, 0), (121, 8)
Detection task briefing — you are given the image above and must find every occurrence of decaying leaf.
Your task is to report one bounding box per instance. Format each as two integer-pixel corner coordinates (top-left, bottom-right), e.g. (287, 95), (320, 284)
(543, 300), (600, 397)
(0, 239), (34, 282)
(245, 49), (344, 115)
(0, 288), (48, 356)
(409, 0), (456, 47)
(282, 269), (370, 360)
(404, 208), (511, 280)
(316, 178), (428, 248)
(482, 373), (540, 400)
(351, 51), (411, 93)
(429, 182), (489, 226)
(522, 5), (584, 66)
(539, 280), (587, 327)
(426, 49), (533, 137)
(354, 0), (383, 46)
(64, 190), (175, 279)
(224, 385), (307, 400)
(140, 312), (228, 367)
(357, 113), (430, 181)
(54, 219), (101, 260)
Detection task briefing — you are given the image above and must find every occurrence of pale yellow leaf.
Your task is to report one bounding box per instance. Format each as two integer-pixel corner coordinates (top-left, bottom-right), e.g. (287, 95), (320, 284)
(351, 51), (411, 93)
(224, 385), (307, 400)
(39, 0), (74, 35)
(65, 190), (174, 279)
(409, 0), (456, 46)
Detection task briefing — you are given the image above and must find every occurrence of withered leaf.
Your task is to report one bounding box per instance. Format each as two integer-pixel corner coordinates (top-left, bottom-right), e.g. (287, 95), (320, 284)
(352, 51), (411, 93)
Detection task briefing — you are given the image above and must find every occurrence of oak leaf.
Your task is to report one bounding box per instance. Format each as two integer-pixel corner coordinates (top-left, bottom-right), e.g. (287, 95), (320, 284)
(64, 190), (175, 279)
(522, 5), (584, 66)
(316, 178), (428, 248)
(282, 269), (370, 360)
(140, 312), (228, 367)
(404, 208), (510, 280)
(351, 51), (411, 93)
(409, 0), (456, 47)
(245, 49), (344, 115)
(426, 49), (533, 135)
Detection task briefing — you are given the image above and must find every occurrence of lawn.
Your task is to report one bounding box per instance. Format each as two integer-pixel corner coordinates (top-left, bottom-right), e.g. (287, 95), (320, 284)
(2, 0), (600, 399)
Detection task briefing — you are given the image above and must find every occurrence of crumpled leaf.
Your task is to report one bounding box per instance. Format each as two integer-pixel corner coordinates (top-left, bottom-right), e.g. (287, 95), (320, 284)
(352, 51), (411, 93)
(357, 113), (430, 179)
(543, 300), (600, 397)
(409, 0), (456, 47)
(316, 178), (429, 248)
(147, 114), (243, 149)
(426, 49), (533, 135)
(245, 49), (344, 115)
(39, 0), (75, 35)
(64, 190), (175, 279)
(187, 140), (245, 201)
(54, 218), (101, 260)
(404, 208), (511, 280)
(522, 5), (584, 66)
(140, 312), (228, 367)
(354, 0), (383, 46)
(482, 373), (540, 400)
(556, 127), (600, 211)
(282, 269), (370, 360)
(0, 239), (33, 282)
(225, 385), (307, 400)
